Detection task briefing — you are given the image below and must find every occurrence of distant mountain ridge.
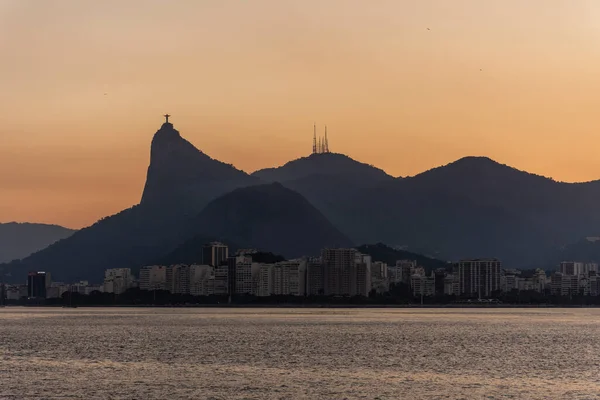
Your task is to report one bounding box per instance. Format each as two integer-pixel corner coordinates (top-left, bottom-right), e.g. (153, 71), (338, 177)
(5, 119), (600, 282)
(0, 222), (75, 263)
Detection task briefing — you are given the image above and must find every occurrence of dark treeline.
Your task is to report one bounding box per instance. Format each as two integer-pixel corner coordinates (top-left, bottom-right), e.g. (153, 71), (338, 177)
(6, 285), (600, 307)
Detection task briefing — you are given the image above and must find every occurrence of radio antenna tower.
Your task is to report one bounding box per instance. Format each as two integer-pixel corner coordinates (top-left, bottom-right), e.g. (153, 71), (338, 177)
(324, 125), (329, 153)
(312, 123), (317, 154)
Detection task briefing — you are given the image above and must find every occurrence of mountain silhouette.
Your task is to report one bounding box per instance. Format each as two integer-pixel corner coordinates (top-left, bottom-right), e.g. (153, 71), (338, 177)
(0, 222), (75, 263)
(343, 156), (600, 265)
(3, 121), (257, 282)
(252, 152), (395, 234)
(184, 182), (354, 258)
(252, 152), (394, 183)
(141, 121), (258, 208)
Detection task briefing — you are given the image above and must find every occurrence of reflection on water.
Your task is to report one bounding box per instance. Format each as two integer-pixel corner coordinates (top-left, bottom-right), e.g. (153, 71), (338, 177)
(1, 307), (600, 399)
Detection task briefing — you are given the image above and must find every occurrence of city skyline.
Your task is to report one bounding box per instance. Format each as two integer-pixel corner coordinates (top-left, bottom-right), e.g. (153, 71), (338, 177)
(2, 1), (600, 228)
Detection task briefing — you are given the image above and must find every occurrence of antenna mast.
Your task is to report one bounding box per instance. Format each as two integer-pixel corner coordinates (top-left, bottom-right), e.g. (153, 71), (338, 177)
(312, 123), (317, 154)
(324, 125), (329, 153)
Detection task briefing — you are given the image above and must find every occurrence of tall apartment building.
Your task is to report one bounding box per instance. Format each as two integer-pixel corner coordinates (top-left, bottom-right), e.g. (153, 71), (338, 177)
(371, 261), (389, 294)
(189, 264), (214, 296)
(559, 262), (585, 276)
(166, 265), (190, 294)
(202, 242), (229, 267)
(103, 268), (133, 294)
(306, 258), (324, 296)
(271, 259), (307, 296)
(213, 264), (229, 295)
(532, 269), (548, 293)
(411, 272), (436, 297)
(322, 248), (357, 296)
(257, 264), (273, 297)
(453, 259), (501, 298)
(550, 272), (580, 296)
(27, 271), (51, 299)
(233, 255), (260, 295)
(388, 260), (416, 285)
(354, 253), (372, 297)
(139, 266), (167, 291)
(434, 268), (446, 296)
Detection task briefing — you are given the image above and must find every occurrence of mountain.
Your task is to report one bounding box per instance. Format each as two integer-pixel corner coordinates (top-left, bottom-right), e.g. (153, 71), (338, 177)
(2, 120), (258, 282)
(356, 243), (451, 272)
(141, 120), (259, 208)
(252, 153), (396, 233)
(185, 182), (354, 258)
(252, 152), (395, 183)
(344, 157), (600, 266)
(0, 223), (75, 263)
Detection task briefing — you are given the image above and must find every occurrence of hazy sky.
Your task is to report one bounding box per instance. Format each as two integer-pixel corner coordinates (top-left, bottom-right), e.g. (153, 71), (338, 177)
(1, 0), (600, 228)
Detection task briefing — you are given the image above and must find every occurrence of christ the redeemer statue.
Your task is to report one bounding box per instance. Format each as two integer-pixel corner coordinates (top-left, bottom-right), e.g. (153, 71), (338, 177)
(164, 114), (171, 123)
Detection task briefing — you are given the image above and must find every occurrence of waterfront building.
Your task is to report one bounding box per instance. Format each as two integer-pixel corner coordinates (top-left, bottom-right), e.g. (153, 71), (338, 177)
(532, 269), (548, 293)
(271, 259), (307, 296)
(257, 264), (273, 297)
(388, 260), (416, 285)
(453, 259), (501, 298)
(27, 271), (51, 299)
(139, 266), (166, 291)
(502, 273), (519, 292)
(103, 268), (133, 294)
(355, 253), (372, 297)
(166, 264), (190, 294)
(322, 248), (357, 296)
(444, 274), (457, 295)
(550, 273), (579, 296)
(434, 268), (446, 296)
(411, 272), (435, 297)
(233, 255), (260, 295)
(371, 261), (389, 294)
(189, 264), (215, 296)
(213, 264), (229, 295)
(306, 258), (324, 296)
(559, 262), (585, 276)
(202, 242), (229, 267)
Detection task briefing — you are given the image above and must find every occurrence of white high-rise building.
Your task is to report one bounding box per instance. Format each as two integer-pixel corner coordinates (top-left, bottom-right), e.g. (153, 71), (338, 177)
(271, 259), (307, 296)
(189, 264), (215, 296)
(103, 268), (133, 294)
(257, 264), (274, 297)
(139, 266), (167, 291)
(167, 264), (190, 294)
(234, 256), (261, 295)
(411, 272), (435, 297)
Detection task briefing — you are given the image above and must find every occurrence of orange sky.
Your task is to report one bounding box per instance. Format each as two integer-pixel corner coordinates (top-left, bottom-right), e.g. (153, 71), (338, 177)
(1, 0), (600, 229)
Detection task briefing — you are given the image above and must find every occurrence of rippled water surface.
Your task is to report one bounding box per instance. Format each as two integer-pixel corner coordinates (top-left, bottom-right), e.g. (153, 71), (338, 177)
(2, 307), (600, 399)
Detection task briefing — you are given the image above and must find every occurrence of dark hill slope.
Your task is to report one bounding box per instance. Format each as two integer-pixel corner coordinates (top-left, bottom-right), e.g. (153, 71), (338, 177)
(187, 182), (354, 258)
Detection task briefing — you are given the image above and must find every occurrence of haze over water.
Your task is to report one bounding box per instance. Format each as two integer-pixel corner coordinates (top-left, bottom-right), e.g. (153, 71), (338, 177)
(1, 308), (600, 399)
